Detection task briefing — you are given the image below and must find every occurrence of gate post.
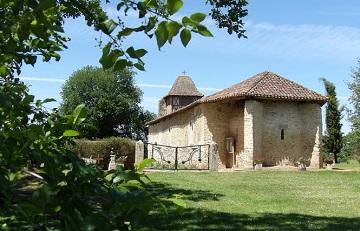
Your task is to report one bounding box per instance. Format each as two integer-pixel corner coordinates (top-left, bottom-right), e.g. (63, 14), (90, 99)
(209, 142), (219, 172)
(135, 140), (144, 164)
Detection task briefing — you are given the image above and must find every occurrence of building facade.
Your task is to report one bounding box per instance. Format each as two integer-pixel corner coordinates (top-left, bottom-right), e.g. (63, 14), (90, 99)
(147, 71), (327, 169)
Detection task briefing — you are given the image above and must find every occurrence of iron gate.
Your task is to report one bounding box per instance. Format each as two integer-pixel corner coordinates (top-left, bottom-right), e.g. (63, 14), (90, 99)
(145, 143), (210, 170)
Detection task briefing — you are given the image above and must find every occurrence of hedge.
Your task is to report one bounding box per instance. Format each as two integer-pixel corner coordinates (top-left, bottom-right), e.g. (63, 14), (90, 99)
(73, 137), (136, 169)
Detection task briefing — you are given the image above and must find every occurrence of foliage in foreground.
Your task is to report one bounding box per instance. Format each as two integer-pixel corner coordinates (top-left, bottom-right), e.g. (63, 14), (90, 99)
(0, 0), (248, 229)
(0, 0), (248, 78)
(0, 78), (161, 230)
(60, 66), (155, 139)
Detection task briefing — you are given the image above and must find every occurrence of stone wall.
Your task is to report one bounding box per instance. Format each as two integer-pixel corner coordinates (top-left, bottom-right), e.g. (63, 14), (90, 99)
(148, 104), (209, 169)
(260, 100), (322, 168)
(262, 101), (303, 166)
(301, 103), (322, 168)
(148, 105), (205, 147)
(237, 100), (263, 168)
(148, 99), (322, 169)
(148, 101), (245, 169)
(158, 98), (167, 117)
(202, 101), (244, 169)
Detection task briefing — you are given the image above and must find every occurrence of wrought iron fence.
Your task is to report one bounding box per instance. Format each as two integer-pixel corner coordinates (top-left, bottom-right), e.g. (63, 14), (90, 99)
(145, 143), (210, 170)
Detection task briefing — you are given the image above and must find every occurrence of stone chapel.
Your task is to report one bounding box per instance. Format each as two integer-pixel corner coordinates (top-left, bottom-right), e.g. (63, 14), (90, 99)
(147, 71), (327, 169)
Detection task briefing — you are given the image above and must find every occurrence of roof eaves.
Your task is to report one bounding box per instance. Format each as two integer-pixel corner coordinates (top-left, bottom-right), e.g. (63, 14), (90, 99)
(146, 100), (201, 125)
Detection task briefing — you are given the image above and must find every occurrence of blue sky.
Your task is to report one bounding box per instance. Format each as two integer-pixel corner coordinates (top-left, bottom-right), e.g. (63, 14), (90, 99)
(19, 0), (360, 133)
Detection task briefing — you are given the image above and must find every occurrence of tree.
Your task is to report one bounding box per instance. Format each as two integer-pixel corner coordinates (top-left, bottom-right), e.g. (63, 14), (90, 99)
(321, 78), (343, 163)
(347, 59), (360, 160)
(339, 132), (359, 162)
(60, 66), (155, 139)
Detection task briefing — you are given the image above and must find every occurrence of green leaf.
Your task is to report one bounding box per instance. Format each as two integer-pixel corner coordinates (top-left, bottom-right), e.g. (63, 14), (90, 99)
(135, 49), (147, 58)
(182, 16), (196, 27)
(30, 19), (38, 27)
(42, 98), (56, 104)
(63, 130), (80, 137)
(73, 104), (87, 126)
(101, 19), (117, 35)
(118, 27), (133, 37)
(99, 43), (112, 68)
(190, 13), (207, 22)
(155, 21), (168, 49)
(0, 65), (6, 75)
(113, 59), (129, 70)
(24, 56), (37, 65)
(100, 46), (124, 69)
(180, 28), (191, 47)
(144, 0), (158, 8)
(134, 62), (145, 71)
(126, 47), (147, 58)
(136, 158), (155, 171)
(38, 0), (56, 10)
(105, 173), (114, 181)
(126, 47), (137, 58)
(167, 21), (181, 43)
(167, 0), (183, 15)
(197, 25), (213, 37)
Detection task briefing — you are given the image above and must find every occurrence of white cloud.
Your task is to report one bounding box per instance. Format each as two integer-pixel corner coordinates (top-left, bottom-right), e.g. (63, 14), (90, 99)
(20, 77), (66, 83)
(207, 20), (360, 61)
(19, 77), (220, 92)
(137, 83), (172, 89)
(315, 11), (360, 16)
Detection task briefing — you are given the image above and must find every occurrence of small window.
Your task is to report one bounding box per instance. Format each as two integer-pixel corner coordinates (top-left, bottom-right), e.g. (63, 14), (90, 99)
(172, 97), (180, 106)
(225, 137), (234, 153)
(281, 129), (284, 140)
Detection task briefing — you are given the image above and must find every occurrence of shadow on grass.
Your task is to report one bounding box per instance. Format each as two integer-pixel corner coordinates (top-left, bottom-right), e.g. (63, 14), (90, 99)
(140, 209), (360, 231)
(140, 182), (360, 231)
(146, 182), (224, 202)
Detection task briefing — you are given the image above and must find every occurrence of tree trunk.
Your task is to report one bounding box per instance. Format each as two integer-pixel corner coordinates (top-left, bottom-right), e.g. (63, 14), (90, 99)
(334, 152), (338, 163)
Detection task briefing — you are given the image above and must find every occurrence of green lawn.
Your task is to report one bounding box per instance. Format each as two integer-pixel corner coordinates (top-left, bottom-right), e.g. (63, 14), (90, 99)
(141, 168), (360, 230)
(336, 160), (360, 171)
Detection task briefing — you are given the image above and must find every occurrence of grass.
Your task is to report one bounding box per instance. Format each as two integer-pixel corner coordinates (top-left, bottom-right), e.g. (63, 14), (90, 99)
(336, 159), (360, 171)
(140, 167), (360, 230)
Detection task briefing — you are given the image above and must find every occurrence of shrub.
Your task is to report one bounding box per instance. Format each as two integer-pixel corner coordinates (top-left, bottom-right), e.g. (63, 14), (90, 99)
(323, 156), (335, 165)
(74, 137), (135, 169)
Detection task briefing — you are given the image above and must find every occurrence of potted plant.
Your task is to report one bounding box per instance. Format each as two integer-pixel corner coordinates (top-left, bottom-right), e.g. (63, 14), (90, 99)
(323, 156), (334, 170)
(297, 158), (309, 171)
(253, 160), (263, 170)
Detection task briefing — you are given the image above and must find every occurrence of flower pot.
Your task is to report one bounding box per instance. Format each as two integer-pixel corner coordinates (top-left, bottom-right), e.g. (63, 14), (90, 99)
(254, 163), (262, 170)
(298, 163), (306, 171)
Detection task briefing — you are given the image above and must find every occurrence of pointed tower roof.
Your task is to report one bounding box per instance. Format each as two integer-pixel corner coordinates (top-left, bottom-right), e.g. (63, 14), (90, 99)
(201, 71), (327, 103)
(166, 75), (203, 97)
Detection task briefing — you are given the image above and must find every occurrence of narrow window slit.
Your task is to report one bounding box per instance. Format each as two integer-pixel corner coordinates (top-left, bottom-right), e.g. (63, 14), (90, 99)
(281, 129), (284, 140)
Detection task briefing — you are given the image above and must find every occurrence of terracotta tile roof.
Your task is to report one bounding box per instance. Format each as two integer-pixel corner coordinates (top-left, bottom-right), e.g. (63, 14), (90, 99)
(201, 71), (327, 103)
(166, 75), (204, 97)
(147, 71), (327, 125)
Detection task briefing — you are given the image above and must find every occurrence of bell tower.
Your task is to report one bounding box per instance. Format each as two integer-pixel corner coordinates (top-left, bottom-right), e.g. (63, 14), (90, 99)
(159, 74), (203, 116)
